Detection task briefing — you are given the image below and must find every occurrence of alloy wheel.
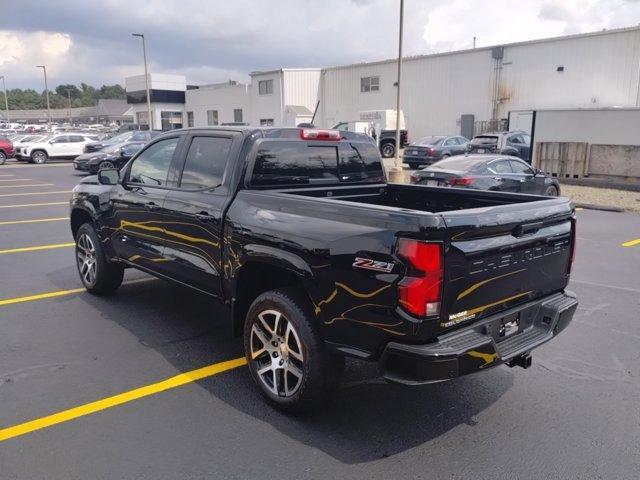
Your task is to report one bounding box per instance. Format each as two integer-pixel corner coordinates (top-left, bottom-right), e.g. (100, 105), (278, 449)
(99, 161), (115, 170)
(33, 151), (46, 164)
(250, 309), (305, 397)
(76, 233), (98, 286)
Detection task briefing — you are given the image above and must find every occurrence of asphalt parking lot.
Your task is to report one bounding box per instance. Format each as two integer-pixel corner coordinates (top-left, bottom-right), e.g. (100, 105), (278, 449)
(0, 159), (638, 480)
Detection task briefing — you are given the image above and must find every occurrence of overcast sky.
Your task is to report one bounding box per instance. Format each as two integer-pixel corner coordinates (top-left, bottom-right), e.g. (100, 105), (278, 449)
(1, 0), (639, 90)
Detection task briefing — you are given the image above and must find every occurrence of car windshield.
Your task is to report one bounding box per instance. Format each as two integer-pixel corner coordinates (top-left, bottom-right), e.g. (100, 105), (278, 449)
(413, 136), (445, 146)
(429, 156), (486, 171)
(101, 132), (134, 146)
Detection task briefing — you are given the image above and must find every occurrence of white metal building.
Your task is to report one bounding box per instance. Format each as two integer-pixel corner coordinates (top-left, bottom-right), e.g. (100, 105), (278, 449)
(184, 81), (250, 127)
(125, 73), (187, 130)
(317, 26), (640, 138)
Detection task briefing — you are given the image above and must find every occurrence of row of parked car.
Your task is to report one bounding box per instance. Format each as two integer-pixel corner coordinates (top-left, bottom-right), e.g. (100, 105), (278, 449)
(0, 129), (159, 172)
(403, 131), (532, 169)
(404, 130), (559, 196)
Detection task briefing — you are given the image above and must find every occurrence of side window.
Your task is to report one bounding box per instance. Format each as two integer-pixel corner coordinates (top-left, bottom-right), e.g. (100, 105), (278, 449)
(52, 135), (68, 143)
(179, 136), (232, 189)
(522, 134), (531, 145)
(70, 135), (85, 142)
(509, 134), (524, 145)
(489, 160), (513, 174)
(251, 141), (338, 186)
(457, 137), (469, 145)
(443, 138), (456, 146)
(128, 137), (179, 187)
(509, 160), (534, 175)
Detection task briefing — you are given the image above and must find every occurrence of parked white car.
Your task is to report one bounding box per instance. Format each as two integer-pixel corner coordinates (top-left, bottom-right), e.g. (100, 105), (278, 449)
(23, 134), (98, 164)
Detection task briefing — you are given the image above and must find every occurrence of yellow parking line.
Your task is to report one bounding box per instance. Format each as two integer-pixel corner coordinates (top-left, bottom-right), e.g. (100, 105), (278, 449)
(0, 174), (15, 177)
(622, 238), (640, 247)
(575, 207), (583, 211)
(0, 178), (32, 182)
(0, 201), (68, 209)
(0, 190), (71, 198)
(0, 217), (68, 226)
(0, 278), (156, 308)
(0, 357), (247, 443)
(0, 287), (86, 306)
(0, 183), (54, 189)
(0, 242), (75, 254)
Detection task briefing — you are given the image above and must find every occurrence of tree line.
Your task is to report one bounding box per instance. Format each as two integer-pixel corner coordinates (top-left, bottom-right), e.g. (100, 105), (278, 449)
(4, 83), (126, 110)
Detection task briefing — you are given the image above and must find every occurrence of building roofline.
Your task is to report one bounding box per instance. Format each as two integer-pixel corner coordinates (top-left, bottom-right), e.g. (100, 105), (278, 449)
(249, 67), (321, 76)
(322, 25), (640, 72)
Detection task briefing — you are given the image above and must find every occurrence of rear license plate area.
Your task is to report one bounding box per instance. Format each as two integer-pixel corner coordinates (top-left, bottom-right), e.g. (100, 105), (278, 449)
(484, 312), (521, 342)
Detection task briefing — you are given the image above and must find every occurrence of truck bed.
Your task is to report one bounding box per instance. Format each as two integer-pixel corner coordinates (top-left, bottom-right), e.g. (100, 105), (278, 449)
(241, 182), (574, 336)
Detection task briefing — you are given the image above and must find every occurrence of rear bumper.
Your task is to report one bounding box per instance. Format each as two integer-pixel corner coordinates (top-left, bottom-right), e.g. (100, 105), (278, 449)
(403, 154), (440, 165)
(380, 291), (577, 385)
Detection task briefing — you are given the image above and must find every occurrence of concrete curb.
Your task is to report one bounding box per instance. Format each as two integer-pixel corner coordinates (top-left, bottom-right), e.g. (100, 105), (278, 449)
(573, 202), (625, 212)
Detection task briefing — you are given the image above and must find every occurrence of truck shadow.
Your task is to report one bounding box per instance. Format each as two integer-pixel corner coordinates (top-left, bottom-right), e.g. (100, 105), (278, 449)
(73, 274), (513, 465)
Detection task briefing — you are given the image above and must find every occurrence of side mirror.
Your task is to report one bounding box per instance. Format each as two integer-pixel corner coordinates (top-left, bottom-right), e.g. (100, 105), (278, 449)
(97, 168), (119, 186)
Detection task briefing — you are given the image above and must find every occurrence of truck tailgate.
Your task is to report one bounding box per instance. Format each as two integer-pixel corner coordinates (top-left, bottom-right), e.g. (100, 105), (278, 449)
(439, 198), (574, 331)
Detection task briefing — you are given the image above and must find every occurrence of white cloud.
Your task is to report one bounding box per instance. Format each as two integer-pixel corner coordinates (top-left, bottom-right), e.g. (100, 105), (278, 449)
(0, 0), (639, 89)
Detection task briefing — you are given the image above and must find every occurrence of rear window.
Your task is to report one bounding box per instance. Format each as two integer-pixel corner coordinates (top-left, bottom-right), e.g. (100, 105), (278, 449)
(471, 136), (499, 144)
(250, 140), (383, 187)
(430, 156), (486, 171)
(414, 136), (444, 146)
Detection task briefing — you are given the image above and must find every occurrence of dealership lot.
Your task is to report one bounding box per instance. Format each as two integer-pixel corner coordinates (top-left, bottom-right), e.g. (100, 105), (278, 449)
(0, 161), (638, 479)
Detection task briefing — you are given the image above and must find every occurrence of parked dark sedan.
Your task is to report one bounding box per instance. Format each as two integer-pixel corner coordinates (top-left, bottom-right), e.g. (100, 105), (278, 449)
(410, 154), (560, 196)
(73, 141), (145, 174)
(403, 135), (468, 169)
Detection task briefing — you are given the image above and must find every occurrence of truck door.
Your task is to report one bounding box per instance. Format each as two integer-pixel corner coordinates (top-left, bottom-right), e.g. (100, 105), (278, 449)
(161, 132), (236, 297)
(109, 135), (182, 273)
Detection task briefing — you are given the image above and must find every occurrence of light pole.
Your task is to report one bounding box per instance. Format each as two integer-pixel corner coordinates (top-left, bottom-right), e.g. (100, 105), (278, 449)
(389, 0), (405, 183)
(36, 65), (51, 129)
(0, 76), (9, 124)
(66, 89), (73, 124)
(132, 33), (153, 130)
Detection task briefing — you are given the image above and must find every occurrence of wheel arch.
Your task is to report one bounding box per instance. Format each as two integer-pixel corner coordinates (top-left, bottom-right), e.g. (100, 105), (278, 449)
(229, 249), (316, 337)
(70, 206), (96, 239)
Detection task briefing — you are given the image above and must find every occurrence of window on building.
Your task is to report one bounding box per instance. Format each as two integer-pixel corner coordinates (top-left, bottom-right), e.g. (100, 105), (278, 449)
(260, 119), (274, 126)
(360, 76), (380, 93)
(179, 136), (233, 189)
(160, 111), (183, 131)
(258, 79), (274, 95)
(234, 109), (243, 123)
(207, 110), (218, 126)
(187, 111), (194, 128)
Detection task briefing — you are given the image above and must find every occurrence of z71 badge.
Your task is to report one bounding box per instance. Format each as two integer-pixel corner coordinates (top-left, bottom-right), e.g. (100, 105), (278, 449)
(352, 257), (395, 273)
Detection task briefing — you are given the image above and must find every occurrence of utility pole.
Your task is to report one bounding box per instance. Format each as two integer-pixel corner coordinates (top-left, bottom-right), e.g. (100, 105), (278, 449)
(132, 33), (153, 130)
(36, 65), (51, 129)
(66, 89), (73, 124)
(0, 76), (9, 124)
(388, 0), (405, 183)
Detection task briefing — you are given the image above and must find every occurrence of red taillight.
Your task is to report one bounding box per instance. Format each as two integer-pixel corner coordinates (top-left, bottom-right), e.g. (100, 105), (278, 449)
(300, 129), (341, 141)
(567, 217), (577, 275)
(449, 177), (474, 186)
(397, 239), (443, 317)
(410, 173), (420, 183)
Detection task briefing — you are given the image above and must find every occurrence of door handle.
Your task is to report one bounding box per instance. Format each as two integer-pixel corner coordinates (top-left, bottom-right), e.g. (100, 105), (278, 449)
(145, 202), (159, 211)
(493, 177), (504, 181)
(195, 211), (214, 222)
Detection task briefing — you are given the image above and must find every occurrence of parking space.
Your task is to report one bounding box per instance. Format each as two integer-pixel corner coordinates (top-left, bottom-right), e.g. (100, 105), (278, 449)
(0, 163), (638, 479)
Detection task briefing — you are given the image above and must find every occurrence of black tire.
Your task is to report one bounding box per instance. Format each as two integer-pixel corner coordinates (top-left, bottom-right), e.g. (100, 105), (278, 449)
(408, 162), (417, 170)
(544, 185), (559, 196)
(442, 154), (451, 159)
(75, 223), (124, 294)
(0, 151), (6, 165)
(244, 288), (344, 412)
(30, 150), (48, 164)
(380, 142), (395, 158)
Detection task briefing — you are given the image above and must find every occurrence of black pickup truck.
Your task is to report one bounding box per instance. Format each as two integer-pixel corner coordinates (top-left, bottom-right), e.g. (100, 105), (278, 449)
(70, 127), (577, 411)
